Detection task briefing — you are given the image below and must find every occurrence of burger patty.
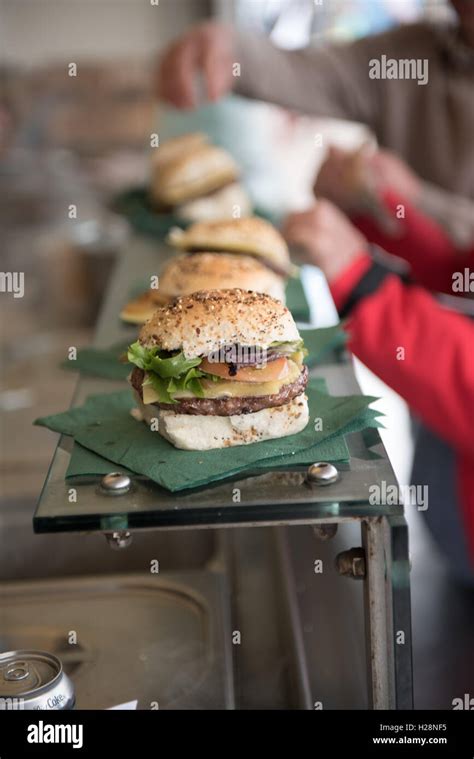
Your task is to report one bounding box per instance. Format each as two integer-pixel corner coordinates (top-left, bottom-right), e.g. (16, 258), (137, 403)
(131, 365), (308, 416)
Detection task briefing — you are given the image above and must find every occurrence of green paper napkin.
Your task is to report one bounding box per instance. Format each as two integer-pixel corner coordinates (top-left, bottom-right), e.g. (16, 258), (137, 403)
(61, 378), (381, 481)
(285, 276), (311, 322)
(113, 187), (189, 239)
(113, 185), (279, 240)
(35, 380), (381, 492)
(301, 324), (347, 367)
(62, 325), (346, 381)
(66, 404), (382, 483)
(62, 342), (131, 381)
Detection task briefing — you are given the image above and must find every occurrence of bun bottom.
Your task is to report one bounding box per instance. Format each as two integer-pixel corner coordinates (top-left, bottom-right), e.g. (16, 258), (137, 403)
(176, 182), (252, 223)
(135, 392), (309, 450)
(120, 290), (169, 325)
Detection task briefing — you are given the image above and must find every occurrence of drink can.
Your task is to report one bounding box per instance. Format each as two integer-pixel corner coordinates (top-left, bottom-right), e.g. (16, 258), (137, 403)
(0, 650), (75, 710)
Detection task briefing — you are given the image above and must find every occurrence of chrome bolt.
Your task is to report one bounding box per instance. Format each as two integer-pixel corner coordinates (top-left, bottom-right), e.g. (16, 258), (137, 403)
(306, 462), (339, 486)
(100, 472), (132, 495)
(104, 531), (133, 550)
(335, 547), (366, 579)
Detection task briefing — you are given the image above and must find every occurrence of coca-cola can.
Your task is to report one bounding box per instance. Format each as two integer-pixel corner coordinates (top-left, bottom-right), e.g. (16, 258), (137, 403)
(0, 650), (75, 710)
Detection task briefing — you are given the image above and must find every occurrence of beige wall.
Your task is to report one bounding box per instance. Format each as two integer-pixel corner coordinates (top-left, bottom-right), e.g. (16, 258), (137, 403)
(0, 0), (209, 66)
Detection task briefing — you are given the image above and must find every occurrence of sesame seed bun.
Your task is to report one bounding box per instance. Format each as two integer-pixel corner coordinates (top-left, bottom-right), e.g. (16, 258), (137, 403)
(151, 144), (239, 206)
(139, 289), (301, 359)
(120, 290), (169, 325)
(167, 217), (292, 275)
(159, 253), (285, 300)
(121, 253), (286, 325)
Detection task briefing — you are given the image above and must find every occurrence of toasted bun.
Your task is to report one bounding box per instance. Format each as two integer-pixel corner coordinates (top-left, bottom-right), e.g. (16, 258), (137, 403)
(160, 254), (286, 301)
(121, 254), (286, 325)
(151, 132), (208, 171)
(139, 289), (300, 359)
(167, 217), (291, 275)
(151, 144), (239, 206)
(136, 392), (309, 450)
(120, 289), (169, 325)
(176, 182), (252, 222)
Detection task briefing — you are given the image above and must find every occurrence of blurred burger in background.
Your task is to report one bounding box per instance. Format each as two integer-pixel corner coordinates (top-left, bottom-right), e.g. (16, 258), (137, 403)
(167, 216), (293, 277)
(121, 215), (293, 324)
(150, 132), (252, 222)
(121, 251), (285, 324)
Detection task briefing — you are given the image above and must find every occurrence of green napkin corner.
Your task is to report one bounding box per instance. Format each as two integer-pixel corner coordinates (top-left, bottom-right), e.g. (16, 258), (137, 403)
(35, 379), (381, 492)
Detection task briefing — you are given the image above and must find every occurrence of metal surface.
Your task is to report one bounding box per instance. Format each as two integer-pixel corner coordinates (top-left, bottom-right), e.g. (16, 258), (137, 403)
(281, 523), (369, 709)
(306, 462), (339, 486)
(312, 523), (338, 541)
(104, 530), (133, 550)
(223, 526), (312, 708)
(34, 239), (400, 534)
(362, 519), (393, 708)
(100, 473), (132, 495)
(0, 650), (75, 710)
(0, 572), (234, 710)
(336, 547), (366, 579)
(386, 515), (414, 710)
(360, 516), (413, 710)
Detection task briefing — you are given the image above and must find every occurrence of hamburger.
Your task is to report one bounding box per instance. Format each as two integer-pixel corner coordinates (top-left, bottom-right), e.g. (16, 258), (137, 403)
(167, 216), (293, 277)
(121, 252), (286, 325)
(151, 132), (208, 172)
(150, 133), (252, 221)
(127, 289), (309, 450)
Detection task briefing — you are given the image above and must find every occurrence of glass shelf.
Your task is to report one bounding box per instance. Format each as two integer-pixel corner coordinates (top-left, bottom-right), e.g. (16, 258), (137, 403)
(34, 239), (400, 533)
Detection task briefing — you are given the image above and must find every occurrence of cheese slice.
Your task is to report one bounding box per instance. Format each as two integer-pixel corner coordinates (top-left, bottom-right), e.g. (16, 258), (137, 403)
(141, 360), (302, 404)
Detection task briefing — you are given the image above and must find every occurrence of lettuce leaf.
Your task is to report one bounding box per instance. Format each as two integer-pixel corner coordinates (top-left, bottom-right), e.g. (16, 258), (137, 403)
(269, 339), (307, 357)
(127, 342), (202, 376)
(128, 342), (207, 403)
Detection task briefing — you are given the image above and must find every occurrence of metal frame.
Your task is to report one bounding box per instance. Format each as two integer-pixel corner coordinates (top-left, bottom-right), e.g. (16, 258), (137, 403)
(362, 516), (413, 709)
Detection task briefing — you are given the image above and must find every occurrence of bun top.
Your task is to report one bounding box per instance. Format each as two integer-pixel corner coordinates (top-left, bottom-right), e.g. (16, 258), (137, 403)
(167, 217), (291, 275)
(159, 253), (284, 300)
(152, 145), (239, 206)
(151, 132), (208, 171)
(139, 289), (300, 359)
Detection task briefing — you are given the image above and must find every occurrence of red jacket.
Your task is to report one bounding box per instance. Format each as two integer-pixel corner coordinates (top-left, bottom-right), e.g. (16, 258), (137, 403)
(330, 191), (474, 567)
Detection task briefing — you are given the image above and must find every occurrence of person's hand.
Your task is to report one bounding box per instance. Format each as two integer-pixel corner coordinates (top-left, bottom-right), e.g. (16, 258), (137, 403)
(369, 148), (421, 202)
(314, 145), (422, 234)
(157, 22), (236, 109)
(313, 145), (370, 214)
(282, 200), (368, 283)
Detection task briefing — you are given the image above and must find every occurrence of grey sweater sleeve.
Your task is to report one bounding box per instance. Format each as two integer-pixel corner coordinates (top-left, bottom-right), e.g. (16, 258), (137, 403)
(234, 29), (378, 126)
(418, 182), (474, 250)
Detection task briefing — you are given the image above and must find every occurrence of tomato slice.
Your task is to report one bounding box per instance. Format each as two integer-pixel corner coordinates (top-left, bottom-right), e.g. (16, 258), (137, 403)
(200, 356), (289, 383)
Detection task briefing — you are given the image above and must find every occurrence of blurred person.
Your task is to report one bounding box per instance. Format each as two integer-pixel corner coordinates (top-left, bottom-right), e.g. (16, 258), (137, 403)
(159, 4), (474, 579)
(283, 198), (474, 583)
(157, 1), (474, 236)
(313, 143), (474, 248)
